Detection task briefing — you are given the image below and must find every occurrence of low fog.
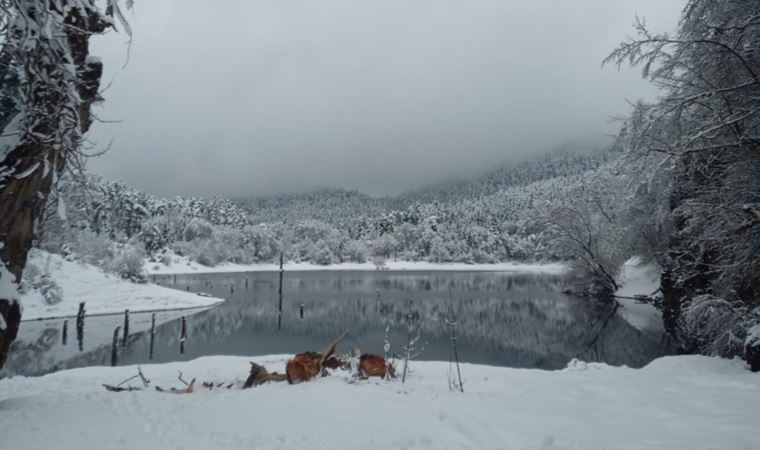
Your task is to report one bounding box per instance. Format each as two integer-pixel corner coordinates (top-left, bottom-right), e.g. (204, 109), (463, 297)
(88, 0), (684, 198)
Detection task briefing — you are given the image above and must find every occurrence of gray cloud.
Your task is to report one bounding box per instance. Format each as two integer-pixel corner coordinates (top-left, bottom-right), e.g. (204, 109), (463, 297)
(87, 0), (684, 198)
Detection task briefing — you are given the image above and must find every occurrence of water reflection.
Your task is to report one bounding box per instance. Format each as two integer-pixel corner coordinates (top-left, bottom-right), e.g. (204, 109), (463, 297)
(4, 271), (663, 377)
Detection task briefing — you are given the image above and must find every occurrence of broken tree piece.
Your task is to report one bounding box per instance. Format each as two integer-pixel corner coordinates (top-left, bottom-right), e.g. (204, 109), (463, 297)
(243, 362), (287, 388)
(286, 331), (348, 384)
(102, 384), (142, 392)
(286, 352), (323, 384)
(360, 354), (396, 379)
(322, 356), (345, 369)
(156, 378), (196, 394)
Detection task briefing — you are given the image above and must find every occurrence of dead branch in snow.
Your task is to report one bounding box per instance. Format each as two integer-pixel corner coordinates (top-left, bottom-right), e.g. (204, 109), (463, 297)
(177, 371), (190, 386)
(102, 384), (141, 392)
(156, 378), (196, 394)
(102, 332), (398, 393)
(102, 365), (151, 392)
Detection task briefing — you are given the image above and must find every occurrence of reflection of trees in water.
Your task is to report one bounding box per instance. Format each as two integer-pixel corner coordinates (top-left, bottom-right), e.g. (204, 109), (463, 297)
(2, 310), (193, 377)
(286, 272), (563, 294)
(1, 327), (60, 376)
(5, 272), (662, 376)
(150, 272), (661, 369)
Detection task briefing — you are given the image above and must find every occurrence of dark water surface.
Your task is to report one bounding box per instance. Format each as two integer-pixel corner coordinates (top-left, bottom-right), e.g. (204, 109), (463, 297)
(4, 270), (662, 377)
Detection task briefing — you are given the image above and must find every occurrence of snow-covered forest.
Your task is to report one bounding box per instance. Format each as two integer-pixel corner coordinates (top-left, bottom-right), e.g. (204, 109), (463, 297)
(1, 1), (759, 448)
(1, 0), (758, 371)
(40, 145), (618, 274)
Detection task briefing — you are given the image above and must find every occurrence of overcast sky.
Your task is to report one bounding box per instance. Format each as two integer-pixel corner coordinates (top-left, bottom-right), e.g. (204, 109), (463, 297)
(88, 0), (684, 198)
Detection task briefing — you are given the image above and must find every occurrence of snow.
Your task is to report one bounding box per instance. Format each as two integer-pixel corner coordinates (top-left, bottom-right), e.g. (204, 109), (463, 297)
(747, 324), (760, 348)
(0, 354), (757, 449)
(21, 250), (223, 320)
(145, 254), (568, 276)
(615, 257), (664, 334)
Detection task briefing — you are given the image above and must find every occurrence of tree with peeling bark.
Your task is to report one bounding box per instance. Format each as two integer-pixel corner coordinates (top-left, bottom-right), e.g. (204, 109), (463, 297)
(0, 0), (131, 368)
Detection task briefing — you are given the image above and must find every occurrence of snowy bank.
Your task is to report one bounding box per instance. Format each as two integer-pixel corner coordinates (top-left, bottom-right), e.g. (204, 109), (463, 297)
(21, 250), (223, 320)
(0, 354), (756, 449)
(615, 257), (664, 334)
(145, 254), (567, 276)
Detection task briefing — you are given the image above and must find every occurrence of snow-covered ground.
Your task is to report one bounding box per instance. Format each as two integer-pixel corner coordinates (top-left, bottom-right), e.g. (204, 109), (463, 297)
(615, 257), (664, 334)
(145, 254), (567, 276)
(1, 354), (756, 449)
(22, 251), (223, 320)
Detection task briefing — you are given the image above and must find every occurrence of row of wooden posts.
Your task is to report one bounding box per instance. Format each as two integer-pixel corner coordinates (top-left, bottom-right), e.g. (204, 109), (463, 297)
(109, 311), (187, 367)
(59, 302), (189, 367)
(60, 302), (87, 351)
(93, 252), (289, 366)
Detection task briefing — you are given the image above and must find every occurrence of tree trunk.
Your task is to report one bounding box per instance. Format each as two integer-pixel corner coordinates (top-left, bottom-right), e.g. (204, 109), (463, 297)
(0, 6), (108, 368)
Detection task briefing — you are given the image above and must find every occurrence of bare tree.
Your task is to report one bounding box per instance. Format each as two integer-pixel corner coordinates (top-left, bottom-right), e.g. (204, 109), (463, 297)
(544, 171), (629, 298)
(606, 0), (760, 355)
(0, 0), (131, 367)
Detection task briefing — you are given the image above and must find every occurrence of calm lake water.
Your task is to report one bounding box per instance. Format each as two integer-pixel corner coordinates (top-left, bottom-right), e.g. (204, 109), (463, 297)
(4, 270), (663, 377)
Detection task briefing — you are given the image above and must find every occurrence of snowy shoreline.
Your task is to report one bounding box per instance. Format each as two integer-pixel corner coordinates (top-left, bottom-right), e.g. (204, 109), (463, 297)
(1, 354), (756, 449)
(22, 251), (224, 321)
(145, 256), (568, 276)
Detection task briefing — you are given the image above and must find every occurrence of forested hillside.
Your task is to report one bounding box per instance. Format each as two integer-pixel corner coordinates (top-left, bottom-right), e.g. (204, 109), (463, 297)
(26, 0), (760, 369)
(39, 145), (619, 277)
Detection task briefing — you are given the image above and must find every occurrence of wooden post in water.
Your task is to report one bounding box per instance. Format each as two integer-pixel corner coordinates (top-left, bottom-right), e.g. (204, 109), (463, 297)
(122, 309), (129, 347)
(111, 326), (120, 366)
(149, 312), (156, 360)
(61, 319), (68, 345)
(180, 316), (187, 354)
(173, 274), (177, 285)
(278, 252), (284, 331)
(300, 303), (304, 319)
(245, 277), (248, 289)
(76, 302), (85, 351)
